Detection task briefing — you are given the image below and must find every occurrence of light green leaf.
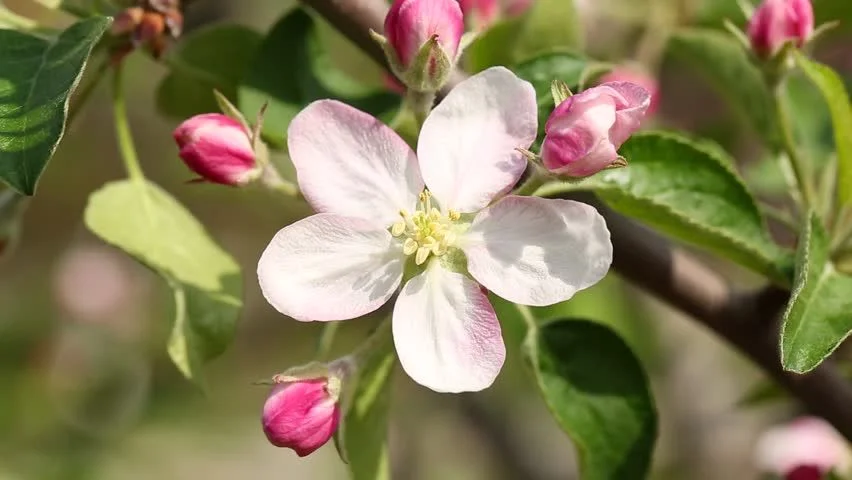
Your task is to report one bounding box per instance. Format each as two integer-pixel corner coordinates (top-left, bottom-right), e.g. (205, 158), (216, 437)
(525, 319), (657, 480)
(792, 52), (852, 205)
(156, 25), (263, 119)
(667, 29), (778, 147)
(0, 16), (110, 195)
(338, 335), (396, 480)
(781, 213), (852, 373)
(238, 8), (399, 148)
(84, 180), (242, 382)
(537, 132), (794, 284)
(514, 0), (583, 59)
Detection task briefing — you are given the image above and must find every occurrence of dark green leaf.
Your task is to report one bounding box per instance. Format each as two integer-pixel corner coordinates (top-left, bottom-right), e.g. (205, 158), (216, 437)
(781, 213), (852, 373)
(157, 25), (263, 119)
(792, 52), (852, 205)
(525, 319), (657, 480)
(84, 180), (242, 382)
(338, 333), (396, 480)
(238, 9), (399, 147)
(538, 132), (794, 284)
(0, 17), (110, 195)
(667, 29), (778, 147)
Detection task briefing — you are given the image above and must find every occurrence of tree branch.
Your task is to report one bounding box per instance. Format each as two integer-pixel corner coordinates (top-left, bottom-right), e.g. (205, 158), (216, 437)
(299, 0), (852, 441)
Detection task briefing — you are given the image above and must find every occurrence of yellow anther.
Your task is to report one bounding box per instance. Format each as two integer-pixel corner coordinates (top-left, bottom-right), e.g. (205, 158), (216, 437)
(391, 221), (406, 237)
(403, 238), (418, 255)
(448, 210), (461, 221)
(415, 247), (430, 265)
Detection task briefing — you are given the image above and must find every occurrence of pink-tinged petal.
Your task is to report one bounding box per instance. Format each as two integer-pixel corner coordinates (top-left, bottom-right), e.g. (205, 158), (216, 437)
(605, 82), (652, 146)
(392, 264), (505, 393)
(385, 0), (464, 67)
(258, 214), (404, 322)
(748, 0), (813, 56)
(288, 100), (424, 227)
(459, 0), (499, 28)
(418, 67), (537, 212)
(462, 196), (612, 306)
(262, 380), (340, 456)
(598, 69), (659, 116)
(541, 130), (619, 177)
(755, 416), (852, 476)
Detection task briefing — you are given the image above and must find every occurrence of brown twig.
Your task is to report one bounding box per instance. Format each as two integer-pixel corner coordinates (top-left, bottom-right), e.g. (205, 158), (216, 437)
(299, 0), (852, 441)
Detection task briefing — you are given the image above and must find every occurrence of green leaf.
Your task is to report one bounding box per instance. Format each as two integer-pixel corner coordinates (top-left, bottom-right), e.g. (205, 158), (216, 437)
(238, 8), (399, 147)
(0, 17), (110, 195)
(525, 319), (657, 480)
(156, 25), (263, 119)
(338, 336), (396, 480)
(464, 18), (524, 74)
(537, 132), (794, 284)
(667, 29), (778, 147)
(84, 180), (242, 382)
(513, 52), (594, 139)
(792, 52), (852, 205)
(781, 213), (852, 373)
(514, 0), (584, 59)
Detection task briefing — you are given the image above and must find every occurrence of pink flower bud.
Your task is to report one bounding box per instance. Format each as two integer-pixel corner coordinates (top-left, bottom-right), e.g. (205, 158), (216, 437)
(459, 0), (499, 29)
(541, 82), (650, 177)
(748, 0), (814, 58)
(261, 378), (341, 456)
(173, 114), (259, 186)
(384, 0), (464, 69)
(755, 417), (851, 479)
(597, 68), (660, 116)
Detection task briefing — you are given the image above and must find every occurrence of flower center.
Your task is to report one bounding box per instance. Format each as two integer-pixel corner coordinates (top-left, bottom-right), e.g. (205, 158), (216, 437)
(391, 190), (461, 266)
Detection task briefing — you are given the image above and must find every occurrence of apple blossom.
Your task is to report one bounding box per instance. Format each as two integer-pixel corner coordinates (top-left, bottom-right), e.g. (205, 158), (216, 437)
(257, 68), (612, 393)
(173, 113), (260, 186)
(459, 0), (499, 29)
(755, 416), (851, 479)
(541, 82), (650, 178)
(748, 0), (814, 58)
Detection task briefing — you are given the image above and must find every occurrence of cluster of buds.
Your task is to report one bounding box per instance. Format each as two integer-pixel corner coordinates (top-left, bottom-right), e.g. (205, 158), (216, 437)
(755, 417), (851, 479)
(260, 361), (351, 456)
(373, 0), (465, 93)
(538, 80), (651, 178)
(111, 0), (184, 60)
(742, 0), (814, 61)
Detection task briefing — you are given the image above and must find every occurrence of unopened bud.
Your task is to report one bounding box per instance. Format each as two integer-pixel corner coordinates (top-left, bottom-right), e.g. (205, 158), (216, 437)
(748, 0), (814, 58)
(173, 114), (260, 186)
(541, 82), (650, 178)
(377, 0), (464, 92)
(755, 417), (851, 479)
(260, 361), (348, 456)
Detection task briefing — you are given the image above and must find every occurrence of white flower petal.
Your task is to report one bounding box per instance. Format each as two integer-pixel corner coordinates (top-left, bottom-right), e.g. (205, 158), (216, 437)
(288, 100), (424, 226)
(462, 196), (612, 306)
(258, 214), (404, 321)
(393, 264), (505, 393)
(417, 67), (537, 212)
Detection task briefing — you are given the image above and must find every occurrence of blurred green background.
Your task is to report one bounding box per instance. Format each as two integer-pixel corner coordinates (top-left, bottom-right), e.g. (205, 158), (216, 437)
(2, 0), (852, 478)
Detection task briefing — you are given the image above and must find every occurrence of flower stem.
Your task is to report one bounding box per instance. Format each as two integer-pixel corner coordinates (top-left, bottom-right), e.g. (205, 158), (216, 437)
(775, 83), (814, 211)
(405, 90), (436, 129)
(513, 165), (549, 197)
(351, 317), (393, 364)
(515, 303), (537, 334)
(260, 165), (301, 198)
(315, 322), (339, 360)
(111, 65), (144, 181)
